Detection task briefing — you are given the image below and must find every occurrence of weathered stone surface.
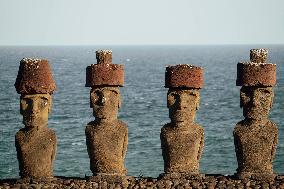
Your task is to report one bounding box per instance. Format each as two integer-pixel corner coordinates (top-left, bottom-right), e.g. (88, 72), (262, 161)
(85, 120), (128, 175)
(96, 50), (112, 64)
(236, 62), (276, 87)
(86, 50), (124, 87)
(234, 119), (278, 181)
(161, 88), (204, 175)
(85, 86), (128, 175)
(234, 50), (278, 181)
(1, 175), (284, 188)
(250, 49), (268, 63)
(15, 58), (56, 94)
(236, 49), (276, 87)
(161, 123), (204, 174)
(20, 94), (52, 128)
(240, 87), (274, 120)
(15, 94), (56, 178)
(15, 127), (56, 178)
(14, 59), (57, 179)
(165, 64), (203, 89)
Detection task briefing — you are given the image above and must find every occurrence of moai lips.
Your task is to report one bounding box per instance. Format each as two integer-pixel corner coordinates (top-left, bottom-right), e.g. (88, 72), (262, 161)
(161, 64), (205, 178)
(234, 49), (278, 181)
(14, 58), (57, 179)
(85, 50), (128, 178)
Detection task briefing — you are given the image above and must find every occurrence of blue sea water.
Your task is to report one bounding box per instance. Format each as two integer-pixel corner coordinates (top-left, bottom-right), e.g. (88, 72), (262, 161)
(0, 45), (283, 179)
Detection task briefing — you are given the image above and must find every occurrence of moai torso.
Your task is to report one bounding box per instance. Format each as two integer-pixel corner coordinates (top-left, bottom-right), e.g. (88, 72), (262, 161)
(85, 120), (128, 175)
(234, 119), (278, 175)
(161, 123), (204, 174)
(15, 127), (57, 178)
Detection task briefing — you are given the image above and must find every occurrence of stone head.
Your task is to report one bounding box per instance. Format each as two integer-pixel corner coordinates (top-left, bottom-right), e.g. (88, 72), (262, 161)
(167, 88), (200, 123)
(90, 87), (121, 121)
(20, 94), (52, 128)
(240, 86), (274, 120)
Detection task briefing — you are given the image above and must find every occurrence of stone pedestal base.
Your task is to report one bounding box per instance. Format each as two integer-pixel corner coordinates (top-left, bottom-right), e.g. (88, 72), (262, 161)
(16, 177), (57, 184)
(159, 172), (205, 180)
(236, 172), (276, 182)
(86, 173), (134, 184)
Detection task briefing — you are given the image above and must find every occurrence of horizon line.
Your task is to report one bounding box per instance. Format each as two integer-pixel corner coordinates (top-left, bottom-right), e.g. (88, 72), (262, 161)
(1, 43), (284, 47)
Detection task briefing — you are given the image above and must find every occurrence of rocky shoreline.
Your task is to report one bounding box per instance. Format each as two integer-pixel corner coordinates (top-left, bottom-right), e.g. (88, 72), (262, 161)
(1, 175), (284, 189)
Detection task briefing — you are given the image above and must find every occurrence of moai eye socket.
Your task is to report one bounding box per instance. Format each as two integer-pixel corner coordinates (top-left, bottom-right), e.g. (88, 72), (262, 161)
(258, 88), (273, 101)
(20, 98), (29, 111)
(186, 91), (198, 103)
(240, 87), (251, 105)
(168, 92), (178, 107)
(91, 90), (103, 105)
(39, 97), (49, 110)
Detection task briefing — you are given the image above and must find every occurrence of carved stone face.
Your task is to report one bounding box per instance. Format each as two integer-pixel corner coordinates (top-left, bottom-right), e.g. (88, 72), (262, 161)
(167, 88), (200, 123)
(240, 86), (274, 120)
(20, 94), (52, 128)
(90, 87), (121, 121)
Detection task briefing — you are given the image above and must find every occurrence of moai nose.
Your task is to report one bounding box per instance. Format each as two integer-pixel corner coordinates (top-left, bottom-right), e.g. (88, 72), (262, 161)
(31, 100), (40, 114)
(176, 94), (187, 110)
(97, 94), (106, 106)
(251, 91), (260, 106)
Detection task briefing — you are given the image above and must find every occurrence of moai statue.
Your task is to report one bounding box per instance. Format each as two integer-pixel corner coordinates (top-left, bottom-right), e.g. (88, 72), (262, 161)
(14, 58), (57, 179)
(234, 49), (278, 181)
(160, 64), (205, 178)
(85, 50), (128, 178)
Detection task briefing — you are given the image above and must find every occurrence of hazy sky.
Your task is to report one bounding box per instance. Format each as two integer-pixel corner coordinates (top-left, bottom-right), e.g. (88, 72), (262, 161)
(1, 0), (284, 45)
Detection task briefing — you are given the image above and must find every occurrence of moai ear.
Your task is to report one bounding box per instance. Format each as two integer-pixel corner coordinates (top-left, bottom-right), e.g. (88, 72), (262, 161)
(196, 92), (200, 110)
(48, 96), (53, 113)
(196, 97), (200, 110)
(240, 90), (245, 108)
(90, 91), (93, 108)
(20, 98), (24, 115)
(270, 91), (275, 109)
(118, 96), (122, 109)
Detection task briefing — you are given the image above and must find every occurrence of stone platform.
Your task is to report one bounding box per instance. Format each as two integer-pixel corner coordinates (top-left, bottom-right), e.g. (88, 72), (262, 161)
(1, 175), (284, 189)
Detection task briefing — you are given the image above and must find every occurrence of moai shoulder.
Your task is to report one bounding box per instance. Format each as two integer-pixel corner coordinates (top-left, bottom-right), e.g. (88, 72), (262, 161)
(15, 127), (57, 146)
(86, 120), (128, 139)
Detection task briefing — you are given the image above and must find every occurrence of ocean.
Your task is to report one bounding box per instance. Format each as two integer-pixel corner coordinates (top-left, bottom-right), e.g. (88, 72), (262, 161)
(0, 45), (283, 179)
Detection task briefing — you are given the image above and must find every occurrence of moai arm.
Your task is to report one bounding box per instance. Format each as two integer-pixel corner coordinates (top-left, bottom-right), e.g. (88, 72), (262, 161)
(51, 135), (57, 164)
(271, 131), (278, 160)
(233, 130), (241, 163)
(197, 130), (204, 161)
(160, 131), (165, 160)
(85, 128), (92, 158)
(15, 133), (23, 176)
(122, 128), (128, 160)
